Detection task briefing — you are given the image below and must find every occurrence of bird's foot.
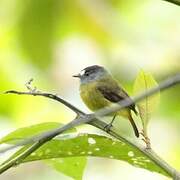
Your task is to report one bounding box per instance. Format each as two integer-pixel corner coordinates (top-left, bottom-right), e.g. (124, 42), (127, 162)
(104, 123), (113, 132)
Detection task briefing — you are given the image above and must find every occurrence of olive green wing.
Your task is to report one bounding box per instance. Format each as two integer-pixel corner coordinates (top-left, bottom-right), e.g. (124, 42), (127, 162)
(97, 82), (139, 137)
(97, 83), (137, 115)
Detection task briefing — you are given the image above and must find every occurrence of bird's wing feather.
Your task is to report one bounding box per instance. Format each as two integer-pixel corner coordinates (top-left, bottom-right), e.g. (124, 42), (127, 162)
(97, 82), (137, 114)
(97, 80), (139, 137)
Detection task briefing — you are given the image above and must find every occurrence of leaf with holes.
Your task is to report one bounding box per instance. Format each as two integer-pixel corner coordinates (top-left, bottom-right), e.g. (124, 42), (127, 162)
(2, 133), (169, 178)
(133, 70), (160, 133)
(0, 122), (83, 180)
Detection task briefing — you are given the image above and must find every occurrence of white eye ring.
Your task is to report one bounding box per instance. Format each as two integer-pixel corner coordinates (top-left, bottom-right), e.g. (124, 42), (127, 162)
(80, 70), (86, 76)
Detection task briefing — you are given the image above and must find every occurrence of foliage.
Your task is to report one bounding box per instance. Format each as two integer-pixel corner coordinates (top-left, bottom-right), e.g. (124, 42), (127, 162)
(133, 70), (160, 135)
(0, 0), (180, 179)
(0, 122), (169, 179)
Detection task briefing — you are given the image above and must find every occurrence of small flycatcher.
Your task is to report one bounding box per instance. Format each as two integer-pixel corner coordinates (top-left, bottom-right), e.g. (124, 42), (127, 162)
(73, 65), (139, 137)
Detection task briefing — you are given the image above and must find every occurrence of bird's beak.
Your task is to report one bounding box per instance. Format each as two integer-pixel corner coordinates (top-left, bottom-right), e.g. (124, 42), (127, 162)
(72, 73), (81, 78)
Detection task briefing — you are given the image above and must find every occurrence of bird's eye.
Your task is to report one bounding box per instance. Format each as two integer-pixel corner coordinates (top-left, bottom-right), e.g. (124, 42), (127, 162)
(85, 72), (89, 76)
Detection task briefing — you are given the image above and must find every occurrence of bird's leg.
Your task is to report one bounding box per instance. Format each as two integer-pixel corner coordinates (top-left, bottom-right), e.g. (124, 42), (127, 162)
(104, 114), (117, 132)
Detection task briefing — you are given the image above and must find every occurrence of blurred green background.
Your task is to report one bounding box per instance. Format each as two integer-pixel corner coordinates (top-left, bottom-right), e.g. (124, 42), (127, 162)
(0, 0), (179, 179)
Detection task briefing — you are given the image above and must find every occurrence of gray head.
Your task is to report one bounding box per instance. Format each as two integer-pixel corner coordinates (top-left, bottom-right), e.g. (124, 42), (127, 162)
(73, 65), (109, 84)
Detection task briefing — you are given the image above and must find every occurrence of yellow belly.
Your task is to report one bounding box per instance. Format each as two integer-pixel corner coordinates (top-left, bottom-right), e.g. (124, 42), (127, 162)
(80, 82), (130, 118)
(80, 82), (110, 111)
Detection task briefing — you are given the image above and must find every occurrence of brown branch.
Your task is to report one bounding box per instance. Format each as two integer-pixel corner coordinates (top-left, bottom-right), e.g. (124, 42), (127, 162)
(0, 74), (180, 178)
(1, 74), (180, 153)
(5, 90), (84, 115)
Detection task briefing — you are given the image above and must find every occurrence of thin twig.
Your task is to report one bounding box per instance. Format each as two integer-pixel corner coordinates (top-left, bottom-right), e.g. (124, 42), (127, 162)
(5, 90), (84, 115)
(1, 74), (180, 178)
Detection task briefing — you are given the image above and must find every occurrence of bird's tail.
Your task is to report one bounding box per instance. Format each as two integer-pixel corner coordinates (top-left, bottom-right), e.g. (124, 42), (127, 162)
(128, 113), (139, 138)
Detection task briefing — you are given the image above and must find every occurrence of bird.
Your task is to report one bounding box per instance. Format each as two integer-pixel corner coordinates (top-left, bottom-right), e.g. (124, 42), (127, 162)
(73, 65), (139, 137)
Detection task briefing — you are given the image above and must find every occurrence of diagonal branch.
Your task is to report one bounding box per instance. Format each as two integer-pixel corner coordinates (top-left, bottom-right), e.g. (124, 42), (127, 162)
(1, 74), (180, 153)
(0, 74), (180, 178)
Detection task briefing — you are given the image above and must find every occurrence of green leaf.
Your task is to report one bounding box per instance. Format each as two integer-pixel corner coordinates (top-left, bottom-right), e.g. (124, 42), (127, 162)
(3, 133), (169, 178)
(0, 122), (82, 180)
(0, 122), (74, 144)
(47, 157), (87, 180)
(133, 70), (160, 133)
(19, 0), (59, 69)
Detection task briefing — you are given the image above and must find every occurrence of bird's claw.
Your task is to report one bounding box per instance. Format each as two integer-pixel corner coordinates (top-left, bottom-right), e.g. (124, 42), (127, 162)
(104, 123), (113, 132)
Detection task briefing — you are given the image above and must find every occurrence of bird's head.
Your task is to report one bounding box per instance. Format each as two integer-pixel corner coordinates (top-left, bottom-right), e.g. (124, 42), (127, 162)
(73, 65), (109, 84)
